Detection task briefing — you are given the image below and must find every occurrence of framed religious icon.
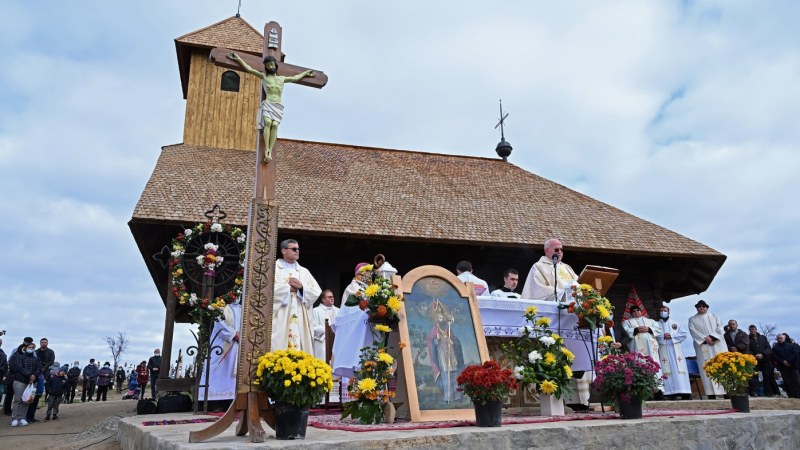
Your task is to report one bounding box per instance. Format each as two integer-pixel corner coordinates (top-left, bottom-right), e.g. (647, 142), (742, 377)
(396, 265), (489, 422)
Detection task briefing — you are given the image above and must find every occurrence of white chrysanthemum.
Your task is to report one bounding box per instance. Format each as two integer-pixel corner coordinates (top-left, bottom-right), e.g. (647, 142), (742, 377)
(171, 250), (183, 257)
(196, 255), (204, 265)
(184, 229), (193, 236)
(204, 243), (219, 251)
(210, 223), (223, 232)
(237, 234), (247, 243)
(513, 366), (525, 380)
(519, 326), (530, 336)
(539, 336), (556, 346)
(528, 350), (542, 363)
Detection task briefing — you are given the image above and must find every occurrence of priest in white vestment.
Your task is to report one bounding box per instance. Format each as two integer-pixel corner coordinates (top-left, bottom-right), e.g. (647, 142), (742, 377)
(271, 239), (321, 353)
(655, 305), (692, 399)
(456, 261), (490, 296)
(490, 268), (521, 299)
(520, 239), (578, 301)
(622, 307), (662, 361)
(687, 300), (727, 397)
(311, 289), (339, 361)
(331, 263), (374, 378)
(199, 300), (241, 401)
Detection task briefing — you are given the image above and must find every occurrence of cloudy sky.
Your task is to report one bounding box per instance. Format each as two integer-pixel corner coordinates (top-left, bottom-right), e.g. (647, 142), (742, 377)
(1, 1), (798, 368)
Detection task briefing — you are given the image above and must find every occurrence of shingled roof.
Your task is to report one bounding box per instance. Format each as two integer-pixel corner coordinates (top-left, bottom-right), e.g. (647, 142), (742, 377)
(174, 16), (263, 99)
(132, 140), (722, 258)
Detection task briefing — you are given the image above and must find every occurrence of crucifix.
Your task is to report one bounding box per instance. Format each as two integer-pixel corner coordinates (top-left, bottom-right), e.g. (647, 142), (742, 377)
(189, 21), (327, 443)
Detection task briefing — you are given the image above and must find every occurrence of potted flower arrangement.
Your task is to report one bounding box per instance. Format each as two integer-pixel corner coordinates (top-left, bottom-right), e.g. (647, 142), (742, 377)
(502, 306), (575, 416)
(344, 264), (403, 324)
(254, 349), (333, 439)
(565, 284), (614, 331)
(341, 325), (403, 424)
(704, 352), (758, 412)
(456, 360), (518, 427)
(592, 352), (663, 419)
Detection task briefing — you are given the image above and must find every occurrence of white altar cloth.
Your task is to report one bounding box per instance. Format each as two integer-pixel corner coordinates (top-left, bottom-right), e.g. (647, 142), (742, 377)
(478, 296), (594, 371)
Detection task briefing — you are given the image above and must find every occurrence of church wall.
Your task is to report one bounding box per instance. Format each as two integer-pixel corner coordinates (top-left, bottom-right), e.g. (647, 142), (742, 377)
(183, 49), (259, 150)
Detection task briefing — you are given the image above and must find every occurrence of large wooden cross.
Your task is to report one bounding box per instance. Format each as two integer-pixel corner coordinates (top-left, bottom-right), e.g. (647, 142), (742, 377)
(189, 21), (327, 443)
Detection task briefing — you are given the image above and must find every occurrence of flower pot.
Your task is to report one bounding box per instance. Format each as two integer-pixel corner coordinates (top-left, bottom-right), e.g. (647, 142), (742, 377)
(616, 394), (642, 419)
(473, 400), (502, 427)
(274, 402), (310, 440)
(730, 395), (750, 413)
(539, 393), (565, 416)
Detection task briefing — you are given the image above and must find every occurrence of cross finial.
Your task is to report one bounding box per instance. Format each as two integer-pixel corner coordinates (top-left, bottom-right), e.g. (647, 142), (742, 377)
(204, 204), (228, 223)
(236, 0), (242, 18)
(494, 99), (513, 161)
(494, 99), (509, 140)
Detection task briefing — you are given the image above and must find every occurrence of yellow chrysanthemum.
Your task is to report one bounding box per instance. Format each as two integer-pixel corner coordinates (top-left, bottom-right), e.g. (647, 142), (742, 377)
(364, 284), (380, 298)
(284, 380), (291, 387)
(580, 284), (594, 291)
(536, 317), (551, 327)
(562, 348), (575, 362)
(544, 352), (557, 366)
(597, 305), (611, 319)
(377, 352), (395, 365)
(374, 324), (392, 333)
(540, 380), (557, 395)
(598, 335), (613, 344)
(525, 306), (538, 316)
(358, 378), (377, 392)
(387, 296), (402, 312)
(564, 365), (573, 378)
(359, 264), (374, 273)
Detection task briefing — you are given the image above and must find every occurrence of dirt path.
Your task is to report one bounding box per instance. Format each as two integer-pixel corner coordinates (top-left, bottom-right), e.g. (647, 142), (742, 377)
(1, 389), (136, 450)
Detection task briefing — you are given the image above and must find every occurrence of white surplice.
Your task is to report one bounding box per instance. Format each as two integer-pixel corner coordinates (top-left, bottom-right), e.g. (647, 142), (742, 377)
(312, 304), (339, 361)
(656, 318), (692, 395)
(622, 316), (662, 360)
(271, 259), (321, 353)
(331, 279), (376, 378)
(199, 303), (240, 400)
(520, 256), (578, 301)
(688, 312), (727, 396)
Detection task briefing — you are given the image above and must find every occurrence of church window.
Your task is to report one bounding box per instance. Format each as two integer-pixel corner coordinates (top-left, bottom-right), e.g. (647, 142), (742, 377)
(220, 71), (240, 92)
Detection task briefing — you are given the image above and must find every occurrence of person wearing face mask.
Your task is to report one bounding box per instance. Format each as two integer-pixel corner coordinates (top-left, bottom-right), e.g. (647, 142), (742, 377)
(66, 362), (81, 403)
(147, 349), (162, 399)
(9, 342), (39, 427)
(655, 305), (692, 400)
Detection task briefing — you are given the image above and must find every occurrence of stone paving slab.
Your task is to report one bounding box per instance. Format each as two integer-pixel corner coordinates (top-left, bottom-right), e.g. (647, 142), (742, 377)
(119, 409), (800, 450)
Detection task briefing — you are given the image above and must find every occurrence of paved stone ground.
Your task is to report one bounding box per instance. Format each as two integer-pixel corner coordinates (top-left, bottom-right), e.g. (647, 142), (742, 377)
(0, 389), (135, 449)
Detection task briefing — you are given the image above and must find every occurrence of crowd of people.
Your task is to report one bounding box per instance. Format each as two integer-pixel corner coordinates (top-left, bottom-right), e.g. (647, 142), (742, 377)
(0, 336), (163, 427)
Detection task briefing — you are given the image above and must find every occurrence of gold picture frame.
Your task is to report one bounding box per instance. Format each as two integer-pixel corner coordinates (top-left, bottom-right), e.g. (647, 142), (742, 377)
(395, 265), (489, 422)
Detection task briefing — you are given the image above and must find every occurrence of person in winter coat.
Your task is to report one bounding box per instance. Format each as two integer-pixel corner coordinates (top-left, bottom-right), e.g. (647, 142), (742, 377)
(95, 362), (114, 401)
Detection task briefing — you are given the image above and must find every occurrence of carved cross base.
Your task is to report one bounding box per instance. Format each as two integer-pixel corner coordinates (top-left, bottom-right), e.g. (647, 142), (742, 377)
(188, 391), (276, 443)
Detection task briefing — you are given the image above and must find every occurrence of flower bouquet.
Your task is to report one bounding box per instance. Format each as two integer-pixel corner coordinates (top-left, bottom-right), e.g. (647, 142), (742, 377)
(704, 352), (758, 397)
(592, 352), (662, 418)
(344, 264), (403, 323)
(456, 360), (518, 405)
(502, 306), (575, 400)
(254, 349), (333, 408)
(564, 284), (614, 331)
(341, 325), (403, 424)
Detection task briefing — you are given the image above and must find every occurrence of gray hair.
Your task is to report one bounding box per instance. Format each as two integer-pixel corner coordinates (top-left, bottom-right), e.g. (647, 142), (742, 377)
(280, 239), (298, 249)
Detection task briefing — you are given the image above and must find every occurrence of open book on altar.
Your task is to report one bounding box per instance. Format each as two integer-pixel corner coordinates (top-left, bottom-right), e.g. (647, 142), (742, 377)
(577, 265), (619, 296)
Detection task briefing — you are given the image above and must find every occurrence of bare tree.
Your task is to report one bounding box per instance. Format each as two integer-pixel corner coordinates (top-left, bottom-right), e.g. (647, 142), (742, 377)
(759, 323), (778, 343)
(105, 331), (129, 371)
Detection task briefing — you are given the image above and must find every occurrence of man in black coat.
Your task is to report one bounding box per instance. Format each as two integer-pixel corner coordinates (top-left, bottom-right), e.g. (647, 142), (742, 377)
(66, 362), (81, 403)
(147, 349), (162, 399)
(81, 359), (99, 402)
(748, 325), (776, 396)
(724, 320), (750, 354)
(772, 334), (800, 398)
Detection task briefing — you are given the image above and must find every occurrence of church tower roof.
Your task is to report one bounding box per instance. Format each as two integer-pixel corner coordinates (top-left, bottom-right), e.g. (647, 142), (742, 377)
(174, 16), (263, 98)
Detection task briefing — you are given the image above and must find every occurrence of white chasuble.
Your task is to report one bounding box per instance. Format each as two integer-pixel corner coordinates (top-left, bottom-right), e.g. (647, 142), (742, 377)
(271, 259), (321, 354)
(521, 256), (578, 301)
(656, 318), (691, 395)
(688, 312), (727, 396)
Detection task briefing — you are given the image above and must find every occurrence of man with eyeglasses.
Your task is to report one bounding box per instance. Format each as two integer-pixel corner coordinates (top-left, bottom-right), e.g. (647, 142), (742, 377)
(688, 300), (727, 399)
(520, 238), (578, 301)
(272, 239), (322, 353)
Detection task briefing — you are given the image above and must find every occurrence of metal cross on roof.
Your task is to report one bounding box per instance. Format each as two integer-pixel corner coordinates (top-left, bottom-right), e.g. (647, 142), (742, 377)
(494, 99), (509, 140)
(494, 99), (513, 161)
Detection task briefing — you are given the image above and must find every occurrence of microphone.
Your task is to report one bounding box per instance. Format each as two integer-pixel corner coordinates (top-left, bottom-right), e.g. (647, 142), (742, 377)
(552, 254), (559, 265)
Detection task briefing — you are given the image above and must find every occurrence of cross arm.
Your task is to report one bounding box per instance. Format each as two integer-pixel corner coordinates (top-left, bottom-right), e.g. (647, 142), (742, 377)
(210, 47), (328, 89)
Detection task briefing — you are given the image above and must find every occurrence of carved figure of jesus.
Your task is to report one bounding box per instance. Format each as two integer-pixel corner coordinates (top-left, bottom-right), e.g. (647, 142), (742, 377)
(227, 52), (315, 162)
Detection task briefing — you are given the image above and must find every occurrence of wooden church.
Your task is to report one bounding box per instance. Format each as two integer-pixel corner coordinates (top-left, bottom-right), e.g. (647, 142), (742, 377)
(129, 16), (726, 325)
